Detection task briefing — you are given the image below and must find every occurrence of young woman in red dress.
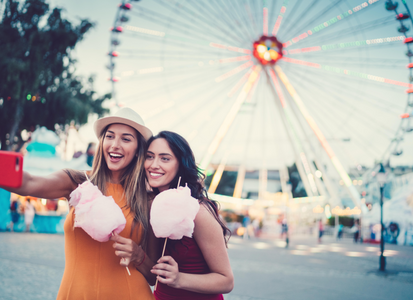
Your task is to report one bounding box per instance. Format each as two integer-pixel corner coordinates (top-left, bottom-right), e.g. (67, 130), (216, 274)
(145, 131), (234, 300)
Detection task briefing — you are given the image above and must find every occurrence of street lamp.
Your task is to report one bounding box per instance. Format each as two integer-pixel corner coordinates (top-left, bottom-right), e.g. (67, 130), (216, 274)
(376, 163), (387, 272)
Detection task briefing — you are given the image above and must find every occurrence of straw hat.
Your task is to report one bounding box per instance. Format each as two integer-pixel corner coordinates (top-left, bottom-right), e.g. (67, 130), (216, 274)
(93, 107), (152, 141)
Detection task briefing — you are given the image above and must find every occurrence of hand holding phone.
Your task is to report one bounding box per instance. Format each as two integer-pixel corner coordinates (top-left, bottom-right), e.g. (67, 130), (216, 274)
(0, 151), (24, 188)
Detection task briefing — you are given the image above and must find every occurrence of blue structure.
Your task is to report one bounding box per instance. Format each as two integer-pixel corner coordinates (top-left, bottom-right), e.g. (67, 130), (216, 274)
(0, 188), (11, 231)
(0, 188), (66, 234)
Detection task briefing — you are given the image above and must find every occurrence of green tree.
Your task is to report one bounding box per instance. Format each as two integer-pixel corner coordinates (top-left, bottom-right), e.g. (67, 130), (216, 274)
(0, 0), (110, 150)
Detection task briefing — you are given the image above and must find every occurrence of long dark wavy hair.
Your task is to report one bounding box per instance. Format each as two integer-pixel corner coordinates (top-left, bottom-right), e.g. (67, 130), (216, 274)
(147, 131), (231, 244)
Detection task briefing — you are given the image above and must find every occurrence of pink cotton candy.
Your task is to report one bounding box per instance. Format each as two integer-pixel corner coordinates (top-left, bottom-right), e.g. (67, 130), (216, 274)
(69, 181), (101, 207)
(69, 181), (126, 242)
(150, 185), (200, 240)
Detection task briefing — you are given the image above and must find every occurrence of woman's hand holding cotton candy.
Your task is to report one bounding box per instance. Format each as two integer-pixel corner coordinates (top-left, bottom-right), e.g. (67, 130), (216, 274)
(151, 256), (181, 288)
(111, 233), (145, 267)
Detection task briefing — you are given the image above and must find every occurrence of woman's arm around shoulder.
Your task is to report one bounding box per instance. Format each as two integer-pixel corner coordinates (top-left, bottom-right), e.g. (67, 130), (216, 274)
(0, 170), (78, 200)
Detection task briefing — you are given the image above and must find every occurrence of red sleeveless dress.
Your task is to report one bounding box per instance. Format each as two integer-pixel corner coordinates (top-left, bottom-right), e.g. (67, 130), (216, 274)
(154, 237), (224, 300)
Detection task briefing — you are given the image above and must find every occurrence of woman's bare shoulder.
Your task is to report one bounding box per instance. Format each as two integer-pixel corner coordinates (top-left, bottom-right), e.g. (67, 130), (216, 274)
(195, 202), (218, 225)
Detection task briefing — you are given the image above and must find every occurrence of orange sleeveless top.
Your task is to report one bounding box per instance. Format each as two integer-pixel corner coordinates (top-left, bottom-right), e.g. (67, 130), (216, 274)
(57, 183), (154, 300)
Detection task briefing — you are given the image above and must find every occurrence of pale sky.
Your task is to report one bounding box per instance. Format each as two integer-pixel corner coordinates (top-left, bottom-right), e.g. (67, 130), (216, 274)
(36, 0), (413, 177)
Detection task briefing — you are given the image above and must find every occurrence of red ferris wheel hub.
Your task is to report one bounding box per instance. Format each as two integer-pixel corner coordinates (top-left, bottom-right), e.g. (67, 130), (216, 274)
(252, 35), (283, 66)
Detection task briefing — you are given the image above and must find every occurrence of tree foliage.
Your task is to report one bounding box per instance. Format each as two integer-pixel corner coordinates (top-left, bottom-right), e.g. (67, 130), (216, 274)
(0, 0), (110, 150)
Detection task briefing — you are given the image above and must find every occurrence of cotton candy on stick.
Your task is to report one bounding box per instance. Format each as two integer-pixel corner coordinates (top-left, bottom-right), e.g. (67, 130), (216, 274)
(69, 180), (131, 275)
(150, 183), (200, 289)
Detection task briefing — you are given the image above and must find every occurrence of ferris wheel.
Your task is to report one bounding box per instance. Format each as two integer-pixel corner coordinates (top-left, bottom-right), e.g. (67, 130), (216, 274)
(107, 0), (413, 209)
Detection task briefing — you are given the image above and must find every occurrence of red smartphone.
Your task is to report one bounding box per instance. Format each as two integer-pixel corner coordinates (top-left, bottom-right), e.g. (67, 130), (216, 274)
(0, 150), (24, 188)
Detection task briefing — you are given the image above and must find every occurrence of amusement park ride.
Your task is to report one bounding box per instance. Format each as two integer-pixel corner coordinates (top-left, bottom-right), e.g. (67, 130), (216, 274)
(107, 0), (413, 216)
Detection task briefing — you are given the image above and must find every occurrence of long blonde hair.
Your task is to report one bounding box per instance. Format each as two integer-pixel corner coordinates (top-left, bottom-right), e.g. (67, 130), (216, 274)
(65, 124), (149, 249)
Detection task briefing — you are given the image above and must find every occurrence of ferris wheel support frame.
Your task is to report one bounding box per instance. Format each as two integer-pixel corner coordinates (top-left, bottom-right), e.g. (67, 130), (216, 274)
(263, 68), (315, 198)
(233, 164), (246, 198)
(274, 65), (367, 214)
(267, 68), (342, 207)
(207, 154), (228, 194)
(266, 68), (341, 202)
(266, 68), (325, 197)
(267, 67), (348, 231)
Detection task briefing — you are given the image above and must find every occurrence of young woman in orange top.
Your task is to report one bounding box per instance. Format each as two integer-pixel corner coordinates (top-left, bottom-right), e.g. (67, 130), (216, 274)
(1, 107), (161, 300)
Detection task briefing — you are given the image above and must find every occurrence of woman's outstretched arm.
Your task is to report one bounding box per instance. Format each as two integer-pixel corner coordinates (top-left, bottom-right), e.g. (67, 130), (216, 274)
(151, 204), (234, 294)
(0, 170), (77, 200)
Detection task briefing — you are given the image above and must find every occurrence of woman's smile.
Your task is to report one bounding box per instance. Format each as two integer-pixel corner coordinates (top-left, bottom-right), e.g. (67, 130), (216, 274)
(148, 171), (164, 179)
(109, 152), (124, 162)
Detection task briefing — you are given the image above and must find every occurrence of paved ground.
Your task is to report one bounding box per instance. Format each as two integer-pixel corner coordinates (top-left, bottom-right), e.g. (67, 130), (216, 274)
(0, 232), (412, 300)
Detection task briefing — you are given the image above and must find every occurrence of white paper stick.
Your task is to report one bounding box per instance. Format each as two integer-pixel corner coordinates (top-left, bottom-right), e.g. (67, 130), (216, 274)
(154, 237), (168, 291)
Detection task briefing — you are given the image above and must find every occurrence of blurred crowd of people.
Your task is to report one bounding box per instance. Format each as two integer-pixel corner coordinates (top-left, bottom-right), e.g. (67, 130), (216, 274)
(7, 197), (35, 232)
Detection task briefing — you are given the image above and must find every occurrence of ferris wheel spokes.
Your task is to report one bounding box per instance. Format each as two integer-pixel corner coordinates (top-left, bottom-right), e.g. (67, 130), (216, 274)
(120, 67), (224, 104)
(215, 61), (254, 83)
(122, 26), (250, 57)
(271, 68), (368, 206)
(281, 57), (413, 88)
(279, 66), (387, 160)
(131, 4), (246, 46)
(266, 68), (319, 197)
(209, 43), (251, 54)
(245, 73), (261, 104)
(118, 57), (255, 107)
(293, 15), (396, 49)
(218, 55), (252, 64)
(199, 65), (261, 173)
(204, 0), (256, 43)
(282, 0), (381, 48)
(282, 60), (404, 114)
(278, 0), (321, 38)
(280, 0), (346, 43)
(282, 86), (370, 167)
(188, 1), (253, 42)
(227, 67), (254, 98)
(262, 7), (268, 36)
(232, 85), (267, 199)
(285, 35), (405, 55)
(275, 65), (366, 211)
(136, 71), (241, 121)
(269, 69), (333, 198)
(282, 65), (403, 135)
(271, 0), (289, 36)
